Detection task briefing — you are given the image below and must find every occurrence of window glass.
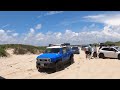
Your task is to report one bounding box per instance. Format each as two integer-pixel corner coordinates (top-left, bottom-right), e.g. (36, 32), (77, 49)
(109, 48), (116, 51)
(45, 48), (60, 53)
(102, 48), (109, 51)
(63, 47), (67, 54)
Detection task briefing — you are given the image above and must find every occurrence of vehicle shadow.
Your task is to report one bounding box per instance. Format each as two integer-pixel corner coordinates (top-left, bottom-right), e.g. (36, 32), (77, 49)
(38, 62), (73, 74)
(98, 57), (119, 60)
(38, 68), (55, 74)
(0, 76), (5, 79)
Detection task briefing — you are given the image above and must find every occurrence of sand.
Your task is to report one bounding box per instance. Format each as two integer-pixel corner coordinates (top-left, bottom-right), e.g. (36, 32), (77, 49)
(0, 48), (120, 79)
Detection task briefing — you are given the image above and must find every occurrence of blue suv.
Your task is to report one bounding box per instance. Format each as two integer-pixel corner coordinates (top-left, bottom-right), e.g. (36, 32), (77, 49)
(36, 45), (74, 72)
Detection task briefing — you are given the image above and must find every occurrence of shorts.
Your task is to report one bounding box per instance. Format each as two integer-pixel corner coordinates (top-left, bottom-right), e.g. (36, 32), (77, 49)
(89, 52), (92, 55)
(93, 52), (97, 57)
(85, 51), (89, 54)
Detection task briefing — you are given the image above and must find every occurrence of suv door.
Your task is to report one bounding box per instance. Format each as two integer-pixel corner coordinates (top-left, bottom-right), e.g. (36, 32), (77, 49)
(66, 47), (71, 60)
(62, 47), (68, 61)
(108, 48), (117, 58)
(101, 48), (109, 57)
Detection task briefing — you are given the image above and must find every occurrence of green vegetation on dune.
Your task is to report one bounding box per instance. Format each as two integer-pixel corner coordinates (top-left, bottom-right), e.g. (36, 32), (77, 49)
(0, 44), (46, 57)
(92, 41), (120, 46)
(103, 41), (120, 46)
(0, 47), (9, 57)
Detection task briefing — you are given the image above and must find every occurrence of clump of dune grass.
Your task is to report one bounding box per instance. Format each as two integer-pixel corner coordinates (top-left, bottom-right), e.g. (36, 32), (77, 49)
(13, 44), (46, 55)
(13, 47), (28, 55)
(0, 47), (9, 57)
(0, 44), (46, 57)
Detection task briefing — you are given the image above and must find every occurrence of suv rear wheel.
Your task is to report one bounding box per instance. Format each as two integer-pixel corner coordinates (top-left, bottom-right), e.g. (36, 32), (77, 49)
(70, 55), (74, 64)
(55, 60), (64, 72)
(99, 53), (105, 59)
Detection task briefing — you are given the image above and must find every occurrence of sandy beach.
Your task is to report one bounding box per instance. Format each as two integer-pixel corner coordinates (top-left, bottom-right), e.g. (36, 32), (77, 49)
(0, 48), (120, 79)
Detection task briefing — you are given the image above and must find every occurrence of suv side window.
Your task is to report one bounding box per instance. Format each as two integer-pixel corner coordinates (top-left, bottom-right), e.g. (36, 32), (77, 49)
(102, 48), (109, 51)
(66, 47), (70, 52)
(109, 48), (116, 52)
(63, 47), (67, 54)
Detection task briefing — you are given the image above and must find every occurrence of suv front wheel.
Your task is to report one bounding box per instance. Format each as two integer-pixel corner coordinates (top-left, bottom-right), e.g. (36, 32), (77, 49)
(70, 55), (74, 64)
(99, 53), (105, 59)
(55, 60), (64, 72)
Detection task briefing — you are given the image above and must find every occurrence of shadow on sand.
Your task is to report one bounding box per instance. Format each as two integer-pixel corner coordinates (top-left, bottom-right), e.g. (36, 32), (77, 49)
(38, 62), (73, 74)
(0, 76), (5, 79)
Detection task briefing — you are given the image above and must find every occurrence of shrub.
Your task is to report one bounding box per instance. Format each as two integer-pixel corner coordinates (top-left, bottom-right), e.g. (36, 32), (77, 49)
(13, 47), (28, 55)
(0, 47), (9, 57)
(0, 44), (46, 56)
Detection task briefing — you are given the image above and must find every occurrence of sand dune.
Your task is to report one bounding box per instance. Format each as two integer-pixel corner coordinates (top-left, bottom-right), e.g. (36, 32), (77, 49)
(0, 48), (120, 79)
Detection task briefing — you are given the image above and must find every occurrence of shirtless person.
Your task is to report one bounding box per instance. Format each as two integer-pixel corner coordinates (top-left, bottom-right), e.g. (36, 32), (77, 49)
(84, 46), (89, 59)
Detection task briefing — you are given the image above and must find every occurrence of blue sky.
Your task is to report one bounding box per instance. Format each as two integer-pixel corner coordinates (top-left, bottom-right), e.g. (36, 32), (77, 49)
(0, 11), (120, 46)
(0, 11), (104, 33)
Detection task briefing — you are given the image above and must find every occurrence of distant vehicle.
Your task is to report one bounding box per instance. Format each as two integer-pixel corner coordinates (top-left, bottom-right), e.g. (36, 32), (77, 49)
(81, 45), (88, 50)
(36, 45), (74, 72)
(49, 43), (70, 47)
(72, 46), (80, 54)
(62, 43), (70, 46)
(49, 44), (61, 47)
(98, 46), (120, 60)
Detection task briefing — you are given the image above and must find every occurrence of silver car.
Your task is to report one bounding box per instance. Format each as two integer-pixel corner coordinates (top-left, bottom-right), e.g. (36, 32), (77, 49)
(98, 46), (120, 60)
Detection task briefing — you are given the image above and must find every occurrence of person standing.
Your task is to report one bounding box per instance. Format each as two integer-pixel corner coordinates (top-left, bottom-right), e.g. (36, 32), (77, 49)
(93, 45), (97, 58)
(84, 46), (89, 59)
(88, 44), (93, 60)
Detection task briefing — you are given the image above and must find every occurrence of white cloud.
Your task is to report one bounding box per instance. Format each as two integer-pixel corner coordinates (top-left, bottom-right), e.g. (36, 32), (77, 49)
(23, 28), (35, 41)
(2, 24), (10, 28)
(37, 15), (42, 18)
(84, 13), (120, 26)
(46, 11), (64, 16)
(60, 19), (82, 26)
(37, 11), (64, 19)
(0, 30), (5, 34)
(6, 30), (12, 33)
(1, 25), (120, 46)
(30, 28), (35, 33)
(12, 33), (19, 37)
(0, 29), (18, 44)
(35, 24), (42, 30)
(84, 14), (105, 19)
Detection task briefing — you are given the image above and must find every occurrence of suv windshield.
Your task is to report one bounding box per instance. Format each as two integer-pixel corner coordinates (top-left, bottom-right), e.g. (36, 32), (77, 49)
(45, 48), (60, 53)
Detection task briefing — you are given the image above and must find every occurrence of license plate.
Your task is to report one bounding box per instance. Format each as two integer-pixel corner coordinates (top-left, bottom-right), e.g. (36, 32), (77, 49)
(41, 64), (44, 67)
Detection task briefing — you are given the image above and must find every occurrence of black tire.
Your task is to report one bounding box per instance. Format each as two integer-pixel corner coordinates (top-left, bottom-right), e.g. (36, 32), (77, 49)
(99, 53), (105, 59)
(55, 60), (64, 72)
(70, 55), (74, 64)
(38, 67), (43, 72)
(118, 54), (120, 60)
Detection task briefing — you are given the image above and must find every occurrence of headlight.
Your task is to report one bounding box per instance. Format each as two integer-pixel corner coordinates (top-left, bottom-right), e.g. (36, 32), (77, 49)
(45, 58), (51, 62)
